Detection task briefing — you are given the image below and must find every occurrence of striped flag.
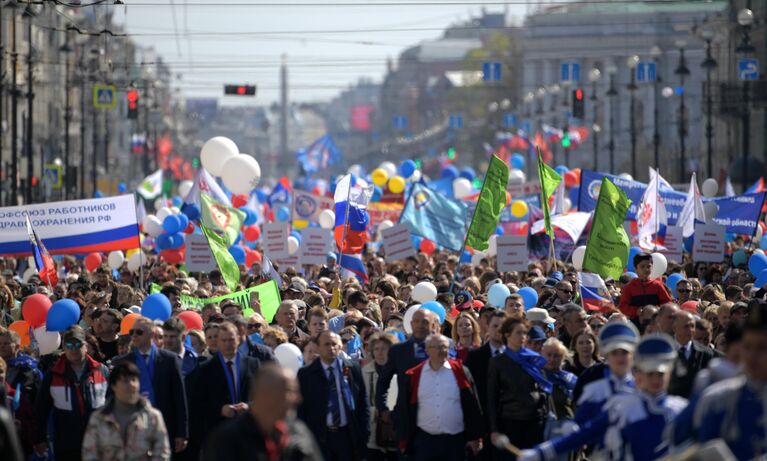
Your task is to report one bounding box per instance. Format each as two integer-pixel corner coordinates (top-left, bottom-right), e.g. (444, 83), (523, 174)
(333, 174), (373, 254)
(25, 214), (58, 286)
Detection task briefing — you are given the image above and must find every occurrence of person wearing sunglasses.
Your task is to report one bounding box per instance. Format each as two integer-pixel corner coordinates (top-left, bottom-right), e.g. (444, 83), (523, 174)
(33, 326), (109, 461)
(675, 279), (693, 304)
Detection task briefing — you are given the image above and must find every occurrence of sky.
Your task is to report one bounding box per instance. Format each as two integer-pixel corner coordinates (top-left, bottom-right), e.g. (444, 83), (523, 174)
(111, 1), (531, 106)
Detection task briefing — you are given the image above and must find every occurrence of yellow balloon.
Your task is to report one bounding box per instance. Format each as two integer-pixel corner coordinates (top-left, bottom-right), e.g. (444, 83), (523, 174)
(293, 220), (309, 230)
(511, 200), (528, 218)
(126, 248), (139, 258)
(388, 176), (405, 194)
(372, 168), (389, 187)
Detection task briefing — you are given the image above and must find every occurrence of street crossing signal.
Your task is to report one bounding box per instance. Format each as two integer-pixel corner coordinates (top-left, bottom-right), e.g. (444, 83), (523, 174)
(572, 88), (585, 119)
(127, 90), (139, 119)
(224, 85), (256, 96)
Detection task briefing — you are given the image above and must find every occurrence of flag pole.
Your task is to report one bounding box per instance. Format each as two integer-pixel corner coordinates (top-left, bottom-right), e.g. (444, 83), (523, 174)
(132, 195), (145, 293)
(654, 168), (659, 253)
(337, 174), (354, 279)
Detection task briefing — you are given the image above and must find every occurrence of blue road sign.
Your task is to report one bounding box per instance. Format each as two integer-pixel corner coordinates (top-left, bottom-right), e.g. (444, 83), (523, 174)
(561, 62), (580, 82)
(636, 61), (657, 82)
(392, 115), (408, 130)
(93, 84), (117, 109)
(449, 114), (463, 129)
(738, 58), (759, 81)
(502, 112), (516, 129)
(482, 62), (502, 82)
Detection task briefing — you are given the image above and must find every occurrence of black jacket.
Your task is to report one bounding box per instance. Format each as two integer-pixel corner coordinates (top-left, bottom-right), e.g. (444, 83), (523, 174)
(113, 349), (188, 441)
(465, 343), (494, 415)
(297, 358), (370, 455)
(244, 340), (276, 363)
(202, 415), (322, 461)
(375, 338), (422, 414)
(572, 362), (608, 404)
(668, 342), (716, 398)
(193, 354), (262, 434)
(487, 354), (547, 430)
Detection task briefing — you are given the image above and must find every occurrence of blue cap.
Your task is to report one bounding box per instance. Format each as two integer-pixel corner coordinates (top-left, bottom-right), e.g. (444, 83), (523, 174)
(634, 334), (677, 373)
(528, 325), (547, 342)
(598, 321), (639, 354)
(327, 252), (338, 261)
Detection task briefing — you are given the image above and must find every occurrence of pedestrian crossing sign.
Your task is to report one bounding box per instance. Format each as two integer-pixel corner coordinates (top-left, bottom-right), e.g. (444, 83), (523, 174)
(93, 84), (117, 109)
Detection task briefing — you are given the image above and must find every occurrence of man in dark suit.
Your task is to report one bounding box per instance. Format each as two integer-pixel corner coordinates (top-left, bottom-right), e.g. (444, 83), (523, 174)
(113, 317), (189, 456)
(669, 311), (716, 398)
(297, 330), (369, 461)
(376, 308), (439, 422)
(193, 321), (263, 436)
(398, 334), (484, 460)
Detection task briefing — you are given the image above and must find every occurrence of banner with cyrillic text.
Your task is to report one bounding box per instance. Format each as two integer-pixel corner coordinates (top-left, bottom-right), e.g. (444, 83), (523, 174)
(0, 195), (139, 255)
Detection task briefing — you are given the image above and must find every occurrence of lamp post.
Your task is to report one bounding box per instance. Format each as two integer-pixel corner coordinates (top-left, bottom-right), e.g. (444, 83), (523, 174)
(650, 46), (662, 171)
(627, 55), (639, 179)
(588, 67), (601, 170)
(606, 63), (618, 174)
(60, 34), (73, 200)
(23, 4), (34, 204)
(7, 0), (19, 204)
(674, 40), (690, 183)
(700, 29), (717, 179)
(548, 83), (561, 165)
(737, 7), (754, 191)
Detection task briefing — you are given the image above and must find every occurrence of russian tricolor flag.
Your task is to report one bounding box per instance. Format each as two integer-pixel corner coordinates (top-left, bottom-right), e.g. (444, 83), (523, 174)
(333, 174), (373, 254)
(578, 272), (614, 313)
(25, 214), (58, 286)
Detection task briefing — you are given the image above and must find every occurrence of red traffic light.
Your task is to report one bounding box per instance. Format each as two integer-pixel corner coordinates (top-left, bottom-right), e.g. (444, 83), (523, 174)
(224, 84), (256, 96)
(575, 88), (584, 101)
(127, 90), (139, 102)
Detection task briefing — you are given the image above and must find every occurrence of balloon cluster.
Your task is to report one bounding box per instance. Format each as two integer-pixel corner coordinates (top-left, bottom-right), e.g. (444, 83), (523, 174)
(144, 206), (190, 265)
(10, 295), (76, 354)
(371, 161), (407, 198)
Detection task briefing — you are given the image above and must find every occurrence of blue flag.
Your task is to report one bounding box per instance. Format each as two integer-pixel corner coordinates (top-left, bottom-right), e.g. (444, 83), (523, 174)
(297, 134), (342, 174)
(400, 183), (468, 252)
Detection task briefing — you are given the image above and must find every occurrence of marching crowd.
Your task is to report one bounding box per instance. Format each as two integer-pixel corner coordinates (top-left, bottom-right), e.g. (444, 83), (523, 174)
(0, 245), (764, 461)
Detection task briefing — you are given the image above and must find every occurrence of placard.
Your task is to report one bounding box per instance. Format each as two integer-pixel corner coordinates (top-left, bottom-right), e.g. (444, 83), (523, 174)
(263, 222), (288, 260)
(692, 223), (725, 263)
(300, 228), (332, 266)
(496, 235), (529, 272)
(275, 254), (301, 269)
(660, 225), (683, 262)
(291, 190), (334, 223)
(381, 223), (416, 261)
(184, 234), (217, 272)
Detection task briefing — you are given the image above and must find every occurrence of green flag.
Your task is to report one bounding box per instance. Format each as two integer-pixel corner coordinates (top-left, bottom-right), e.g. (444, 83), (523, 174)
(465, 155), (510, 251)
(582, 177), (632, 280)
(200, 192), (246, 246)
(200, 223), (241, 292)
(537, 151), (561, 238)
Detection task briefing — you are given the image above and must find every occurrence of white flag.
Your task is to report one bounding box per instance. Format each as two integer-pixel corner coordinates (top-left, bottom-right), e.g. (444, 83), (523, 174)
(551, 180), (567, 215)
(136, 170), (163, 200)
(183, 168), (231, 207)
(677, 172), (706, 238)
(725, 177), (735, 197)
(636, 168), (668, 250)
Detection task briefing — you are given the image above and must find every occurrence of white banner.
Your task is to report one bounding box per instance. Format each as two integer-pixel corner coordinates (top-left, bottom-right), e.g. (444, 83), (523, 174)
(381, 223), (416, 261)
(660, 226), (683, 263)
(531, 212), (591, 242)
(184, 234), (217, 272)
(692, 223), (725, 263)
(496, 235), (529, 272)
(300, 228), (332, 266)
(263, 222), (289, 260)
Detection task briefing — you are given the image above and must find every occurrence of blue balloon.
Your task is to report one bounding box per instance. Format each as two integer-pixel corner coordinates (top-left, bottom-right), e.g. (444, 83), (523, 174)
(627, 246), (642, 272)
(666, 273), (685, 297)
(760, 235), (767, 250)
(168, 233), (185, 249)
(487, 283), (511, 308)
(625, 271), (638, 279)
(156, 233), (171, 250)
(242, 207), (258, 226)
(183, 204), (200, 221)
(749, 252), (767, 275)
(142, 293), (172, 321)
(276, 206), (291, 222)
(510, 153), (525, 170)
(371, 186), (383, 202)
(459, 167), (476, 181)
(94, 190), (103, 198)
(555, 165), (569, 176)
(411, 235), (423, 249)
(733, 249), (747, 268)
(421, 301), (446, 324)
(117, 182), (127, 193)
(290, 231), (302, 245)
(399, 160), (416, 178)
(460, 250), (472, 264)
(255, 190), (268, 203)
(171, 196), (183, 208)
(229, 246), (246, 265)
(441, 165), (458, 180)
(46, 299), (80, 332)
(725, 232), (736, 243)
(163, 215), (182, 234)
(756, 269), (767, 289)
(495, 225), (504, 236)
(518, 287), (539, 310)
(176, 213), (189, 231)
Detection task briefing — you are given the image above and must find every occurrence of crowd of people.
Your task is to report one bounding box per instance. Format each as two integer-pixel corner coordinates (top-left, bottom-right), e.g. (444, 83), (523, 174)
(0, 245), (764, 461)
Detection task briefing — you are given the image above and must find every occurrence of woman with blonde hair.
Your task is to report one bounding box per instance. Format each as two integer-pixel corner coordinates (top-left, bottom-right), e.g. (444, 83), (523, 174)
(452, 311), (482, 362)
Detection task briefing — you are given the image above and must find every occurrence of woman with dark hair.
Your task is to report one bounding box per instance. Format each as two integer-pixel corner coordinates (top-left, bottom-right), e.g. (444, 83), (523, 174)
(374, 280), (396, 299)
(487, 316), (550, 458)
(564, 329), (601, 377)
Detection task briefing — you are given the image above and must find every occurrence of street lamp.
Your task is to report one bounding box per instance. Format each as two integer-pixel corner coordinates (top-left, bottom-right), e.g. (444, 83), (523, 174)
(60, 34), (73, 200)
(674, 40), (690, 183)
(650, 45), (663, 171)
(588, 67), (601, 170)
(737, 7), (754, 191)
(606, 62), (618, 174)
(548, 83), (561, 164)
(700, 29), (717, 179)
(627, 55), (639, 178)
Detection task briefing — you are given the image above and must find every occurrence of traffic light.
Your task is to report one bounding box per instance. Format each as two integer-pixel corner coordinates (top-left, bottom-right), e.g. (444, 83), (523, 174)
(561, 131), (571, 148)
(127, 89), (139, 119)
(572, 88), (585, 119)
(447, 147), (456, 160)
(224, 85), (256, 96)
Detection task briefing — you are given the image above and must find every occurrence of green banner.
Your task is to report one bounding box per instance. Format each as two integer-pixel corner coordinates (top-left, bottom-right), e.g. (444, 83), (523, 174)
(200, 222), (241, 292)
(582, 177), (632, 280)
(537, 150), (561, 238)
(150, 280), (282, 323)
(465, 155), (510, 251)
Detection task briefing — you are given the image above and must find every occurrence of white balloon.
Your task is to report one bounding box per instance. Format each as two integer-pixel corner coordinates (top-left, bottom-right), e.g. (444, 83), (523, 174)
(347, 164), (364, 177)
(757, 226), (764, 241)
(487, 235), (498, 257)
(402, 304), (421, 335)
(380, 161), (397, 178)
(564, 197), (573, 212)
(156, 207), (173, 222)
(27, 256), (36, 268)
(178, 180), (193, 199)
(200, 137), (238, 177)
(127, 252), (146, 272)
(221, 154), (262, 195)
(143, 215), (164, 238)
(287, 236), (300, 255)
(318, 209), (335, 230)
(107, 251), (125, 270)
(378, 220), (394, 232)
(154, 198), (167, 211)
(755, 249), (765, 256)
(170, 207), (181, 215)
(650, 253), (668, 279)
(703, 202), (719, 222)
(701, 178), (719, 198)
(619, 173), (633, 181)
(572, 245), (587, 271)
(410, 170), (422, 182)
(412, 282), (437, 303)
(22, 267), (36, 283)
(508, 169), (526, 185)
(274, 343), (303, 372)
(471, 251), (487, 267)
(34, 327), (61, 355)
(453, 178), (473, 199)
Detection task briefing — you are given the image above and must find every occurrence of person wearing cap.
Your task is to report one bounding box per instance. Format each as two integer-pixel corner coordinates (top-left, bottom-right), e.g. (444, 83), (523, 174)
(33, 326), (109, 461)
(526, 308), (556, 332)
(526, 326), (547, 353)
(618, 252), (673, 321)
(285, 281), (306, 301)
(730, 301), (749, 323)
(518, 334), (687, 461)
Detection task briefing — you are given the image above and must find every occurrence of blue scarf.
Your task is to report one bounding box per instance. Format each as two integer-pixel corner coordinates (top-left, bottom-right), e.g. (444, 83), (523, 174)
(134, 345), (157, 405)
(504, 347), (553, 394)
(545, 369), (578, 400)
(218, 351), (242, 404)
(9, 354), (42, 381)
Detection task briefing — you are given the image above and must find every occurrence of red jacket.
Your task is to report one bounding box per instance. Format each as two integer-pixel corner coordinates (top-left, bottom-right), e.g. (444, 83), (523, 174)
(618, 277), (672, 319)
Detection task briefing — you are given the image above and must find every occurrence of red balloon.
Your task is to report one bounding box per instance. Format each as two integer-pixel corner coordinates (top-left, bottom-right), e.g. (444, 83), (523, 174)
(22, 293), (52, 328)
(84, 252), (102, 272)
(420, 239), (436, 255)
(161, 249), (185, 265)
(505, 191), (512, 206)
(177, 310), (203, 331)
(681, 300), (699, 314)
(232, 194), (248, 208)
(245, 249), (262, 267)
(243, 225), (261, 242)
(184, 222), (195, 234)
(564, 171), (578, 188)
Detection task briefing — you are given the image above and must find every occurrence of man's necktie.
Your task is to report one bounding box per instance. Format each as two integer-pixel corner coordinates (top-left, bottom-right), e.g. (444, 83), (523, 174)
(327, 367), (341, 426)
